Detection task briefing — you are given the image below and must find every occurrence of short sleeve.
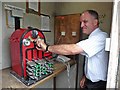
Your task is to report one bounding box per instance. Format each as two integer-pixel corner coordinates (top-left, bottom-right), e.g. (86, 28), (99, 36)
(76, 33), (107, 57)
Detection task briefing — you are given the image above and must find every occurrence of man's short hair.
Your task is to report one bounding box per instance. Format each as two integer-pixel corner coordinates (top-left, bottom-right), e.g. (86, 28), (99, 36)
(84, 10), (99, 20)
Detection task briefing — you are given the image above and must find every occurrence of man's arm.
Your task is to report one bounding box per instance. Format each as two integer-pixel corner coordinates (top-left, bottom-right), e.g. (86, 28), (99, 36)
(36, 39), (84, 55)
(48, 44), (83, 55)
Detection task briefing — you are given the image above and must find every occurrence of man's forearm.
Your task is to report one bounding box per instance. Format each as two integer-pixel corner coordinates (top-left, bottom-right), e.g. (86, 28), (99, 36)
(36, 39), (83, 55)
(48, 44), (80, 55)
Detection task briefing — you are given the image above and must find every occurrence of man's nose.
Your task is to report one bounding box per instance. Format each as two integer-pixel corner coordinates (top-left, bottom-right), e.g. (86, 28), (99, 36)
(81, 22), (84, 28)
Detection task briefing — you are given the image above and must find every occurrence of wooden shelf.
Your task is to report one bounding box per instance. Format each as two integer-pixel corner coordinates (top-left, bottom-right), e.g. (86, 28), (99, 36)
(1, 60), (76, 89)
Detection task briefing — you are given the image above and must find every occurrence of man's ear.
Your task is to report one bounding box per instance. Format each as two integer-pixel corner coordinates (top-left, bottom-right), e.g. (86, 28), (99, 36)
(94, 19), (98, 26)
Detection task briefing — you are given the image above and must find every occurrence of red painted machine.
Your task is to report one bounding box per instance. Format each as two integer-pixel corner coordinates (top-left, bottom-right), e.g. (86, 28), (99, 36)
(10, 27), (53, 85)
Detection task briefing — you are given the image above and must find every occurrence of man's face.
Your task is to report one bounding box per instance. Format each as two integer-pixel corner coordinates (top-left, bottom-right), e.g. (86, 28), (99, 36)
(80, 12), (98, 35)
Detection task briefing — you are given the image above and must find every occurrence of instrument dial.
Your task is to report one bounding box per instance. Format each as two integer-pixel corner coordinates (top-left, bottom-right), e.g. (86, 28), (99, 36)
(31, 30), (38, 39)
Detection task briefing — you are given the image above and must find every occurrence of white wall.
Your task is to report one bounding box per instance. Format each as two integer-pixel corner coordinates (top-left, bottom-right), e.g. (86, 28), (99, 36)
(1, 2), (26, 69)
(0, 2), (2, 90)
(41, 2), (56, 45)
(115, 1), (120, 88)
(118, 1), (120, 71)
(2, 2), (15, 69)
(0, 1), (2, 70)
(56, 65), (76, 88)
(35, 78), (53, 88)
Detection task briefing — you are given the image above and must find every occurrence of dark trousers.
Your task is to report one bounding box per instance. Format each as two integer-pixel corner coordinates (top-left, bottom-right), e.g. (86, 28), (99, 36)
(85, 78), (107, 90)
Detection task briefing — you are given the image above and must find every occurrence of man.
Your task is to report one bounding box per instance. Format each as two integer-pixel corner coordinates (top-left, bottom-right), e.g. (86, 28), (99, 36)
(36, 10), (109, 89)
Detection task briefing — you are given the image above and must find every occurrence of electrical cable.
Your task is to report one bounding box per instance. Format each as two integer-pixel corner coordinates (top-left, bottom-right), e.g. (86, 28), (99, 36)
(55, 35), (62, 44)
(58, 59), (71, 88)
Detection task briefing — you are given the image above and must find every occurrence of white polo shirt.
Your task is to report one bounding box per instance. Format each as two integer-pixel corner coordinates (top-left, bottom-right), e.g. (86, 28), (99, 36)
(76, 28), (109, 82)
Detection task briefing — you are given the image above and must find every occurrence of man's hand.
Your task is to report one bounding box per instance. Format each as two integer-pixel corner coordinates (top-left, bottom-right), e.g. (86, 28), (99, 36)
(80, 76), (86, 88)
(36, 39), (47, 51)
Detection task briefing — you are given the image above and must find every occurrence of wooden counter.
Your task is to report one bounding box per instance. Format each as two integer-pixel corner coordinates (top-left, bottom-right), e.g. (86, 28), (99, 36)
(1, 60), (76, 89)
